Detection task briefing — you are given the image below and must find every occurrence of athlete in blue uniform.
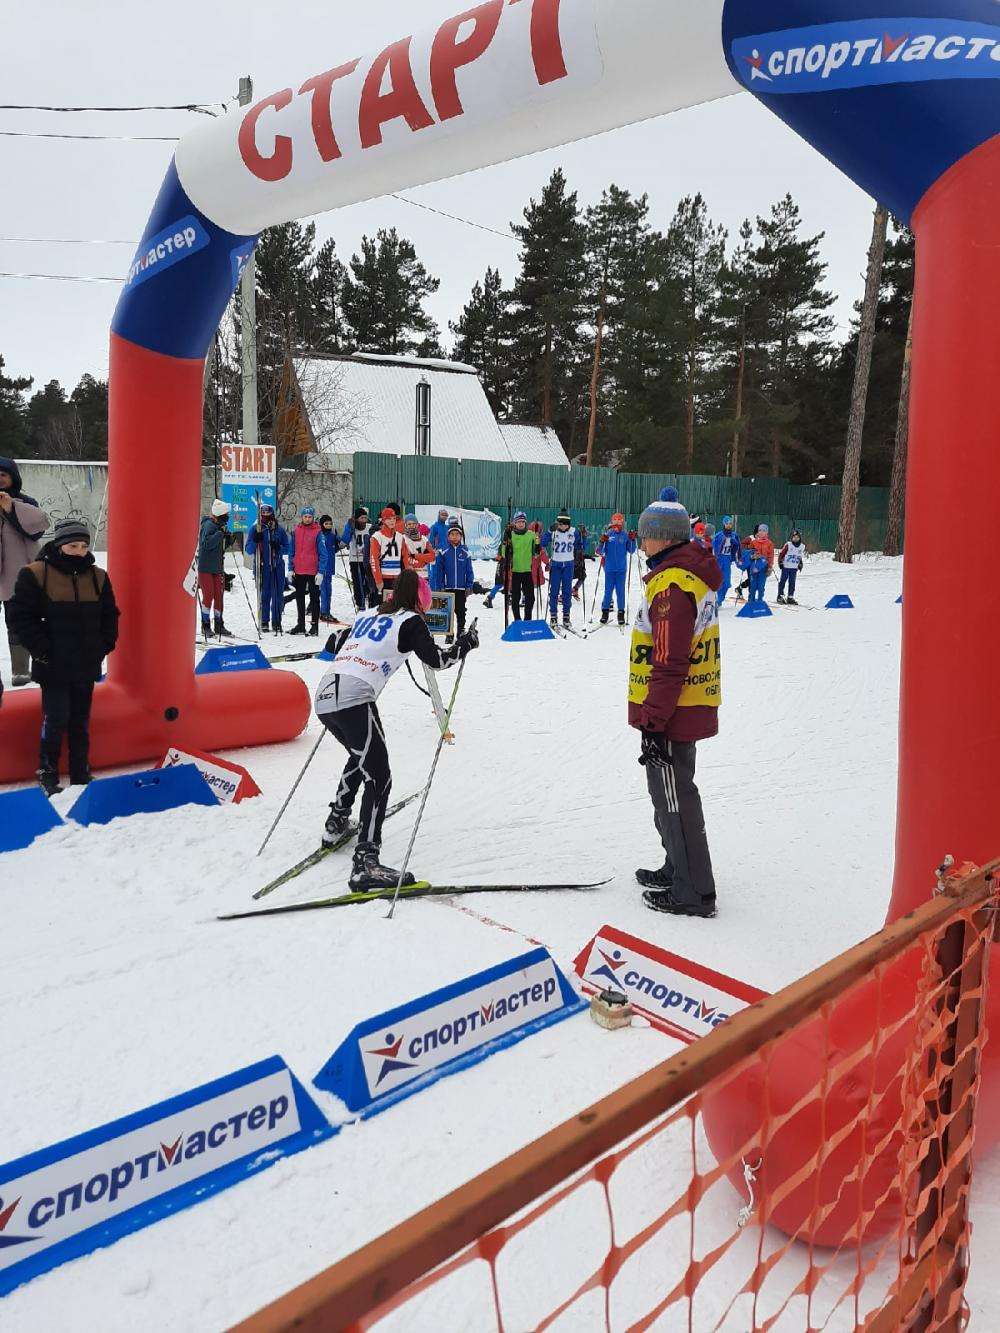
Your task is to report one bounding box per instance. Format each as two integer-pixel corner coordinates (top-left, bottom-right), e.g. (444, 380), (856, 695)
(712, 517), (742, 610)
(598, 513), (637, 625)
(542, 511), (583, 626)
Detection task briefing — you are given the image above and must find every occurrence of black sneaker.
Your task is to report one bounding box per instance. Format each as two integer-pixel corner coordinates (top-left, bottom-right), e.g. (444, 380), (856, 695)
(350, 846), (417, 892)
(288, 625), (306, 636)
(37, 768), (63, 797)
(322, 810), (353, 848)
(787, 597), (798, 606)
(777, 594), (786, 604)
(618, 611), (626, 627)
(308, 623), (320, 637)
(643, 890), (717, 919)
(636, 864), (674, 890)
(600, 610), (610, 625)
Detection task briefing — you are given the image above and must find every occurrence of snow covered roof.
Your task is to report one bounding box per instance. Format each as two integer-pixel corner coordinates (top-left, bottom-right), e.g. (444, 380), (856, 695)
(294, 354), (518, 464)
(498, 423), (569, 468)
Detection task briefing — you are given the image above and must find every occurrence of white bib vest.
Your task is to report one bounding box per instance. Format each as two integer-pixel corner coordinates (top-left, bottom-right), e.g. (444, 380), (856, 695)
(782, 542), (806, 570)
(404, 534), (433, 580)
(372, 529), (402, 578)
(315, 610), (417, 707)
(549, 528), (577, 563)
(348, 528), (368, 562)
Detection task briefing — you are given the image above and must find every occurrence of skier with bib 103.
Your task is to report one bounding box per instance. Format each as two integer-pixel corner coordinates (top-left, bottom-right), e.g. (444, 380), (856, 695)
(629, 494), (722, 919)
(542, 510), (583, 628)
(315, 569), (479, 890)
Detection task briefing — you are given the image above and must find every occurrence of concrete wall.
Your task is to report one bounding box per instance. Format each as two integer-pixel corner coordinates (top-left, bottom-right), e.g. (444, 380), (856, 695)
(17, 462), (354, 548)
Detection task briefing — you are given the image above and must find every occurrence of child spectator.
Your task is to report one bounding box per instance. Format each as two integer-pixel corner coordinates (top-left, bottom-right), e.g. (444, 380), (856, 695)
(745, 524), (775, 606)
(9, 520), (120, 794)
(712, 517), (741, 609)
(198, 499), (234, 638)
(777, 529), (807, 605)
(402, 513), (437, 612)
(370, 507), (404, 603)
(435, 519), (474, 642)
(245, 504), (290, 633)
(290, 506), (326, 636)
(318, 515), (342, 623)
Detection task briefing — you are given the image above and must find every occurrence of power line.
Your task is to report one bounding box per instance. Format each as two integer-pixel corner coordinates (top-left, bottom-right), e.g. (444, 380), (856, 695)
(0, 236), (135, 245)
(0, 102), (219, 115)
(391, 193), (515, 242)
(0, 271), (122, 284)
(0, 130), (179, 142)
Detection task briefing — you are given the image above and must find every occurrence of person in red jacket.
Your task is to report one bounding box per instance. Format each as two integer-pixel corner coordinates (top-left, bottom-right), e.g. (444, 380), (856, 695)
(629, 495), (722, 918)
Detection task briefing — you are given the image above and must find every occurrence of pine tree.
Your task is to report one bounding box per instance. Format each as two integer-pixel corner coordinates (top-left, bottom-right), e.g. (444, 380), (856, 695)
(70, 374), (109, 459)
(310, 238), (347, 354)
(750, 195), (835, 478)
(341, 228), (441, 356)
(0, 354), (32, 454)
(450, 266), (511, 415)
(25, 380), (74, 456)
(581, 186), (654, 464)
(666, 194), (726, 472)
(256, 221), (317, 351)
(507, 169), (587, 433)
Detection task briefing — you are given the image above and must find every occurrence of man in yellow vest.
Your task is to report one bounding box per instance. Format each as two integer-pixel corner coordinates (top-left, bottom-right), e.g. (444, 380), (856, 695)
(629, 495), (722, 918)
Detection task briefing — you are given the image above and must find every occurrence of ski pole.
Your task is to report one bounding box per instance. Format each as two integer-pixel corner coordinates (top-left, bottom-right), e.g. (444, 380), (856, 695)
(387, 620), (477, 920)
(231, 547), (263, 640)
(626, 549), (634, 619)
(590, 554), (604, 621)
(255, 729), (327, 858)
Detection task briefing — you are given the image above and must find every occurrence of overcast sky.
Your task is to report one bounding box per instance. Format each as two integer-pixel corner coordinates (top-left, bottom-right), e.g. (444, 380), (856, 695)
(1, 0), (879, 397)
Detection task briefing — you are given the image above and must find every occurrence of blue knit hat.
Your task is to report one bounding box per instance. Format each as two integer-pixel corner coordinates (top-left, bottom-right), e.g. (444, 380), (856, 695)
(300, 506), (315, 517)
(513, 510), (527, 523)
(660, 487), (680, 504)
(638, 498), (690, 545)
(723, 515), (734, 527)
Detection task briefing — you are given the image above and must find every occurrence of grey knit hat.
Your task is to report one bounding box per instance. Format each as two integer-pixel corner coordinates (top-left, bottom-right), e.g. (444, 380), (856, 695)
(637, 498), (690, 545)
(51, 518), (92, 548)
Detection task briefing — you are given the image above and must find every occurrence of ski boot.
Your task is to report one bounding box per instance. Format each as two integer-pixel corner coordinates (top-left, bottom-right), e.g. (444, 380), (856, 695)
(617, 610), (626, 627)
(350, 844), (417, 892)
(787, 597), (798, 606)
(214, 617), (233, 639)
(549, 615), (558, 629)
(777, 594), (786, 605)
(636, 863), (674, 890)
(643, 889), (717, 919)
(200, 615), (212, 641)
(562, 615), (571, 629)
(288, 624), (306, 636)
(37, 768), (63, 797)
(445, 631), (455, 645)
(308, 622), (320, 637)
(600, 609), (610, 625)
(323, 809), (352, 848)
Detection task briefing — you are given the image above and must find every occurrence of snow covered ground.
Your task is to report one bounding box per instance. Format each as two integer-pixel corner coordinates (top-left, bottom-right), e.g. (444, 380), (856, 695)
(2, 551), (998, 1329)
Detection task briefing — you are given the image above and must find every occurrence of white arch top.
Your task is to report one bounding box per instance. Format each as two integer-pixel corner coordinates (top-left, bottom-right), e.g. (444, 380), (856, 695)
(176, 0), (737, 237)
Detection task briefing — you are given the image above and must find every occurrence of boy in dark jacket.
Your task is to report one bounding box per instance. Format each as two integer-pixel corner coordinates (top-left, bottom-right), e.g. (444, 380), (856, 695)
(9, 520), (120, 794)
(434, 520), (475, 641)
(198, 499), (234, 638)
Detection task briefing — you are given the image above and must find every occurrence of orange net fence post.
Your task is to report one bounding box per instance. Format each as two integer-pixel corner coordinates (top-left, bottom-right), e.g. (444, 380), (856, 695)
(233, 860), (999, 1333)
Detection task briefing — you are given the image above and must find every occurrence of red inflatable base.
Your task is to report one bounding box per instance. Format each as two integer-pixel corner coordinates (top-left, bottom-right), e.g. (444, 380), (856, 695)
(704, 134), (1000, 1247)
(0, 673), (310, 783)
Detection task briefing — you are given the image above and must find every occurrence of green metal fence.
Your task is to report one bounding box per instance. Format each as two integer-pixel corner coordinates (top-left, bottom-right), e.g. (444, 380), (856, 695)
(351, 453), (897, 553)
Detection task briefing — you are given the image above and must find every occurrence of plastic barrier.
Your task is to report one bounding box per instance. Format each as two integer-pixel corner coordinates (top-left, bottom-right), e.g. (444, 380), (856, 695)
(502, 621), (557, 643)
(826, 594), (855, 610)
(0, 1055), (332, 1298)
(157, 746), (261, 804)
(314, 948), (584, 1118)
(0, 788), (64, 854)
(737, 601), (772, 619)
(195, 645), (272, 675)
(67, 764), (219, 827)
(574, 924), (767, 1044)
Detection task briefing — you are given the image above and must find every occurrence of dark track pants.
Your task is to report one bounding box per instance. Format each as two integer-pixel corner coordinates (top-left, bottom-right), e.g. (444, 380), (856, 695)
(645, 740), (716, 907)
(322, 701), (392, 850)
(349, 562), (370, 611)
(549, 563), (574, 618)
(510, 571), (534, 620)
(293, 574), (319, 630)
(40, 680), (95, 778)
(778, 568), (798, 599)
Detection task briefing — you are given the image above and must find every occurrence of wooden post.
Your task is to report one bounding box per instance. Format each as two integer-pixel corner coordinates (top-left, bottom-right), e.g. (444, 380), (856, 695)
(835, 204), (889, 564)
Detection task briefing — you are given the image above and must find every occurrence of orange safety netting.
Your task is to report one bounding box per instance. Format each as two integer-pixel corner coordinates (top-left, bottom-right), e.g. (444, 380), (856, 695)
(348, 894), (994, 1333)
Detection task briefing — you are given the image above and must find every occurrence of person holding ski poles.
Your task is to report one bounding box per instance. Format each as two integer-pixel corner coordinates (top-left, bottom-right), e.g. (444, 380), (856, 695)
(198, 499), (235, 639)
(777, 529), (807, 605)
(712, 517), (741, 610)
(598, 513), (637, 626)
(402, 512), (437, 612)
(542, 511), (583, 628)
(245, 504), (290, 633)
(502, 511), (541, 621)
(629, 494), (722, 919)
(315, 568), (479, 890)
(342, 507), (374, 608)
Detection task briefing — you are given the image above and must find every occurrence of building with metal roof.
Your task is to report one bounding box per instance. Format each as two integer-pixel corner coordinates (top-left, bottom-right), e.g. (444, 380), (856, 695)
(292, 353), (568, 469)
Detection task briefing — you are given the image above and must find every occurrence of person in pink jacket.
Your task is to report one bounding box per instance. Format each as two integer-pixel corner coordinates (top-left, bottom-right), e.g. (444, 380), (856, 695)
(290, 506), (328, 636)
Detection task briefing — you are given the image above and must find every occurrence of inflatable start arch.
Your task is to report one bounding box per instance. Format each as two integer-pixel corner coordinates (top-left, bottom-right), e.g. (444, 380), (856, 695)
(3, 0), (999, 1244)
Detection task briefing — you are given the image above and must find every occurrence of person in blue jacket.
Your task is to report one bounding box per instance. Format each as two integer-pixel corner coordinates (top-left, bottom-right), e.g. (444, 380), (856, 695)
(435, 519), (474, 641)
(318, 515), (342, 622)
(428, 507), (451, 590)
(712, 517), (742, 610)
(245, 504), (291, 633)
(542, 510), (583, 627)
(597, 513), (637, 625)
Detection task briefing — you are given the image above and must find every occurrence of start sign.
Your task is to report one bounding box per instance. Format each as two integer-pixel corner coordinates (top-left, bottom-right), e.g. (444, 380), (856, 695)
(158, 746), (261, 805)
(220, 442), (278, 535)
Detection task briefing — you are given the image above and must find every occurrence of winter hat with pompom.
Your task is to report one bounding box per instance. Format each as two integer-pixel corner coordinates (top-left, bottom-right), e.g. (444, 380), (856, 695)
(638, 497), (690, 546)
(211, 499), (230, 518)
